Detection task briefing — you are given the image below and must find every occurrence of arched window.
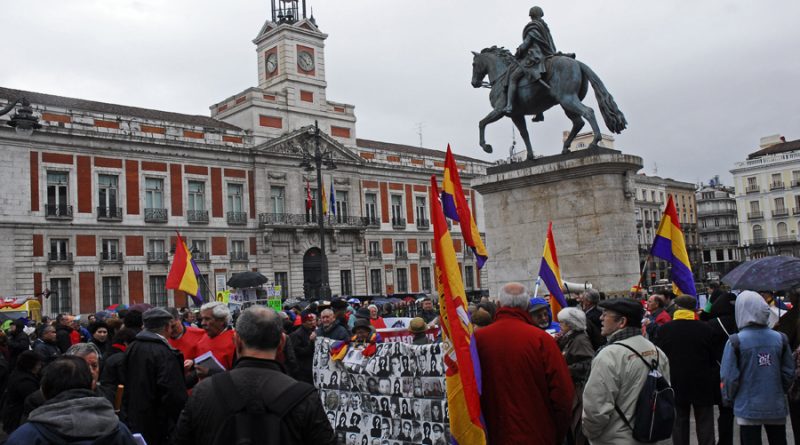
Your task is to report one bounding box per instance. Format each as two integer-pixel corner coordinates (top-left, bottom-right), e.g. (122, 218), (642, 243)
(752, 225), (763, 241)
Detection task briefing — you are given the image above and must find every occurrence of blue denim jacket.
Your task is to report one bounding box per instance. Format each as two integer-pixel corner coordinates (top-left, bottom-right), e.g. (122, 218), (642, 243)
(720, 325), (794, 421)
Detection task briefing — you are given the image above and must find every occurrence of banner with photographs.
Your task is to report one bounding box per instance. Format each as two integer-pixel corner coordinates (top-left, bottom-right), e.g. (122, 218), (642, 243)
(314, 338), (450, 445)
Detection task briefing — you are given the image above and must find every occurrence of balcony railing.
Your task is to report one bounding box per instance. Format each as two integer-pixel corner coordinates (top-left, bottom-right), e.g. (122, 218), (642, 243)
(100, 251), (124, 263)
(747, 211), (764, 220)
(368, 251), (382, 260)
(365, 216), (380, 227)
(227, 211), (247, 225)
(745, 185), (760, 194)
(772, 208), (789, 218)
(45, 204), (73, 220)
(794, 208), (800, 215)
(192, 251), (210, 263)
(47, 252), (73, 265)
(392, 217), (406, 229)
(187, 210), (209, 224)
(644, 220), (653, 228)
(97, 206), (123, 221)
(420, 250), (432, 259)
(416, 219), (430, 230)
(146, 251), (169, 264)
(770, 182), (785, 190)
(636, 220), (643, 228)
(258, 213), (371, 229)
(144, 208), (168, 223)
(748, 237), (768, 246)
(773, 236), (799, 244)
(395, 251), (408, 260)
(793, 180), (800, 188)
(230, 251), (249, 262)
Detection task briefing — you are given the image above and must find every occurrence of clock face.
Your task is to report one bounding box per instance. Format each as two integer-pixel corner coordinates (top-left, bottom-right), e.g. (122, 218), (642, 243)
(266, 53), (278, 74)
(297, 51), (314, 72)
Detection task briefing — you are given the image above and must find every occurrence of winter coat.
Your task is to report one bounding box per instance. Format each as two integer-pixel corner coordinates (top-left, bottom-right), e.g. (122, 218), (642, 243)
(32, 339), (61, 366)
(721, 291), (794, 422)
(99, 345), (127, 397)
(315, 323), (349, 341)
(6, 389), (137, 445)
(1, 369), (40, 433)
(194, 329), (236, 371)
(7, 327), (30, 365)
(55, 324), (74, 353)
(775, 305), (800, 351)
(123, 330), (187, 445)
(557, 330), (594, 390)
(475, 307), (574, 445)
(655, 319), (717, 406)
(174, 357), (337, 445)
(582, 334), (670, 445)
(290, 326), (316, 384)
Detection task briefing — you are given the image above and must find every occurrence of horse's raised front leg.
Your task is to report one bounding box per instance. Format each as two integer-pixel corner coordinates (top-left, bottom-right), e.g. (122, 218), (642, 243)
(510, 114), (534, 160)
(478, 109), (505, 154)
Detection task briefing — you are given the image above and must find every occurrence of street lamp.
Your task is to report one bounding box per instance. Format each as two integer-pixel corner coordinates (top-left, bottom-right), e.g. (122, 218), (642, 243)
(1, 98), (41, 137)
(299, 120), (336, 300)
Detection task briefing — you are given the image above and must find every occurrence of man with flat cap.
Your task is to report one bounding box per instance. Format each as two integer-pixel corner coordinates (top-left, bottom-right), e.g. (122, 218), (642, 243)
(124, 307), (188, 445)
(582, 298), (670, 445)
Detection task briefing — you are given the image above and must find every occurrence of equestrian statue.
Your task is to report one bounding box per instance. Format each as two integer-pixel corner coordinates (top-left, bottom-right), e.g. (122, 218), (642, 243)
(472, 6), (627, 160)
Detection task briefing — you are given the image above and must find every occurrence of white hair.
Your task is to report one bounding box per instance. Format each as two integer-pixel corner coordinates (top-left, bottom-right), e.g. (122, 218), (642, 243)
(557, 307), (587, 331)
(368, 304), (378, 311)
(497, 282), (530, 309)
(200, 301), (231, 324)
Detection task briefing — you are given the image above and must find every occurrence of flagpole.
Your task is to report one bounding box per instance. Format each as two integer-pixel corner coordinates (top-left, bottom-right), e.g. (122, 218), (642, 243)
(195, 273), (211, 305)
(635, 254), (652, 295)
(532, 276), (541, 298)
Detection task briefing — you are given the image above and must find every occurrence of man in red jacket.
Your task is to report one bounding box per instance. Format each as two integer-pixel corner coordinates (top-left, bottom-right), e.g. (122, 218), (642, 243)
(475, 282), (574, 445)
(194, 302), (236, 370)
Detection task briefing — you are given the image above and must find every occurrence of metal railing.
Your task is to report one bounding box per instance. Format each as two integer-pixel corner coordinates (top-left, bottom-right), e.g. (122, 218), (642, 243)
(772, 208), (789, 217)
(395, 251), (408, 260)
(747, 211), (764, 220)
(773, 236), (799, 244)
(745, 185), (760, 194)
(146, 251), (169, 263)
(47, 252), (73, 265)
(45, 204), (73, 220)
(392, 217), (406, 229)
(192, 251), (210, 262)
(771, 182), (785, 190)
(368, 251), (382, 260)
(100, 252), (124, 263)
(416, 219), (430, 230)
(258, 213), (371, 229)
(144, 208), (168, 223)
(230, 251), (249, 262)
(748, 238), (768, 246)
(420, 250), (432, 259)
(187, 210), (209, 224)
(365, 216), (380, 227)
(97, 206), (123, 221)
(227, 211), (247, 225)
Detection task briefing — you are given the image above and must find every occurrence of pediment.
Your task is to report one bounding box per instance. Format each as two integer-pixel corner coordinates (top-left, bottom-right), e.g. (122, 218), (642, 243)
(253, 18), (324, 45)
(254, 125), (364, 164)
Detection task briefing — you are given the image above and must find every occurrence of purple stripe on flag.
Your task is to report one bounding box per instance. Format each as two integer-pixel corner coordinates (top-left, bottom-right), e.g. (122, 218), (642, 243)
(538, 262), (567, 308)
(472, 247), (487, 270)
(441, 192), (460, 222)
(651, 235), (696, 296)
(189, 258), (204, 306)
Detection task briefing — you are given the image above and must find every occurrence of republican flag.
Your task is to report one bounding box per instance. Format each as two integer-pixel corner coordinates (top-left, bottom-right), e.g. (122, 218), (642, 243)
(651, 195), (696, 296)
(538, 222), (567, 321)
(305, 179), (312, 211)
(166, 232), (203, 306)
(440, 145), (489, 269)
(329, 180), (337, 216)
(321, 179), (329, 215)
(430, 176), (487, 445)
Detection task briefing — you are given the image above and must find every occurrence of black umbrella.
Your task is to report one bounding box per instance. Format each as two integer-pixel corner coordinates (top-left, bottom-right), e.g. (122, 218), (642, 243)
(227, 271), (268, 289)
(722, 256), (800, 291)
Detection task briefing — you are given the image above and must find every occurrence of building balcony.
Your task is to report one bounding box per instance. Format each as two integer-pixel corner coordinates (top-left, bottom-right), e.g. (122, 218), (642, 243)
(97, 206), (123, 222)
(392, 217), (406, 229)
(699, 224), (739, 233)
(684, 223), (697, 231)
(187, 210), (209, 224)
(773, 236), (799, 244)
(368, 251), (382, 261)
(146, 251), (169, 264)
(701, 239), (738, 247)
(230, 251), (249, 262)
(770, 182), (785, 190)
(793, 180), (800, 188)
(793, 208), (800, 215)
(745, 185), (761, 194)
(416, 219), (430, 230)
(698, 208), (737, 217)
(395, 251), (408, 260)
(227, 211), (247, 225)
(47, 252), (73, 265)
(45, 204), (73, 220)
(772, 208), (790, 218)
(144, 208), (168, 223)
(100, 252), (124, 264)
(636, 220), (643, 228)
(258, 213), (371, 229)
(747, 211), (764, 220)
(365, 216), (380, 228)
(192, 251), (210, 263)
(420, 250), (432, 259)
(747, 237), (768, 246)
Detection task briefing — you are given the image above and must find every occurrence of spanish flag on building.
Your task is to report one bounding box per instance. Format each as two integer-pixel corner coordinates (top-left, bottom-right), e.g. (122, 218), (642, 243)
(651, 195), (696, 296)
(430, 176), (487, 445)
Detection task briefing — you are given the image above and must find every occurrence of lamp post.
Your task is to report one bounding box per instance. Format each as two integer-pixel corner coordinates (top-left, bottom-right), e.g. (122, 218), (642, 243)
(299, 121), (336, 300)
(1, 98), (41, 137)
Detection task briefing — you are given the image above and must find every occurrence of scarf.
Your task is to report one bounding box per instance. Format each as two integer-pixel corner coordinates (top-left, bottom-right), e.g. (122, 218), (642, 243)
(330, 332), (381, 361)
(673, 309), (696, 321)
(112, 343), (127, 353)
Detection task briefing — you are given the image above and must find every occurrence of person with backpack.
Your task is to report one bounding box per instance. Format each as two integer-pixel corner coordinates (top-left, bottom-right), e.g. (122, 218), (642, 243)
(174, 305), (336, 445)
(582, 298), (671, 445)
(721, 290), (794, 445)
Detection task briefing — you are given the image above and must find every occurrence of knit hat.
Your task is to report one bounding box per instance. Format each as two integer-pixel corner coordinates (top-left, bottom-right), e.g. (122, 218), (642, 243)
(409, 317), (427, 333)
(353, 318), (372, 333)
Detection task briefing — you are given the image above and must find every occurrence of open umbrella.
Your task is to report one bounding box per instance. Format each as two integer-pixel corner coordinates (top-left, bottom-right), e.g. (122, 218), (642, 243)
(722, 256), (800, 291)
(227, 271), (268, 289)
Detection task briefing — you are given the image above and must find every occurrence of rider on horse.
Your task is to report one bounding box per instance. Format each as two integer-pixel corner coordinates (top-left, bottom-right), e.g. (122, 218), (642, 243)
(504, 6), (557, 120)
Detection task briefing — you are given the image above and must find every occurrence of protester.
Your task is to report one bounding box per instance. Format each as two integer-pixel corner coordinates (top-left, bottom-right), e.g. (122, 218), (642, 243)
(1, 350), (42, 433)
(32, 325), (61, 366)
(99, 327), (137, 399)
(476, 282), (573, 444)
(368, 304), (387, 329)
(528, 297), (561, 335)
(175, 306), (337, 444)
(65, 343), (102, 391)
(409, 317), (431, 345)
(706, 292), (738, 445)
(290, 312), (317, 384)
(661, 290), (678, 318)
(470, 307), (493, 331)
(582, 298), (670, 444)
(124, 307), (188, 445)
(89, 321), (110, 356)
(577, 289), (605, 349)
(759, 290), (787, 329)
(7, 319), (31, 367)
(167, 307), (205, 361)
(5, 356), (137, 445)
(721, 290), (794, 445)
(122, 310), (144, 334)
(194, 302), (236, 371)
(54, 314), (75, 353)
(317, 308), (350, 341)
(655, 295), (717, 445)
(643, 294), (671, 340)
(555, 307), (594, 445)
(419, 298), (439, 324)
(775, 289), (800, 444)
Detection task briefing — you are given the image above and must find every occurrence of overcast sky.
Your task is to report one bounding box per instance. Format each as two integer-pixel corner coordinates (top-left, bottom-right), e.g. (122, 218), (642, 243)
(3, 0), (799, 184)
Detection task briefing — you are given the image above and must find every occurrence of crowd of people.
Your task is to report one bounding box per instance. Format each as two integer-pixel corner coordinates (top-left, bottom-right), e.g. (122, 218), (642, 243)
(0, 283), (796, 445)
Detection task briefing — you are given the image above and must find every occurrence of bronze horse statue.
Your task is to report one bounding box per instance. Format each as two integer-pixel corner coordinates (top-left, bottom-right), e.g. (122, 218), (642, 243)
(471, 47), (627, 160)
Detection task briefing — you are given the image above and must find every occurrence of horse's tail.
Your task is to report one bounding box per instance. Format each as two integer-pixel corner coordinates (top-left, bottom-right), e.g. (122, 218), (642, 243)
(578, 61), (627, 134)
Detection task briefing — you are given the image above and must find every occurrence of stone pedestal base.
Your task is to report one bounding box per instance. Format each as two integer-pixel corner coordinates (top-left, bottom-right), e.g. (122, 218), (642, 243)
(473, 148), (643, 297)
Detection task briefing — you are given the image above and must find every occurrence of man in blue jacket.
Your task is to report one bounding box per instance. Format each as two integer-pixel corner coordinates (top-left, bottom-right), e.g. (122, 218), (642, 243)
(529, 297), (561, 336)
(721, 290), (795, 444)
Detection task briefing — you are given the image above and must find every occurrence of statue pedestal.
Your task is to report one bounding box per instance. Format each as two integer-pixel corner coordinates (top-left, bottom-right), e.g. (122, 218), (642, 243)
(473, 148), (644, 297)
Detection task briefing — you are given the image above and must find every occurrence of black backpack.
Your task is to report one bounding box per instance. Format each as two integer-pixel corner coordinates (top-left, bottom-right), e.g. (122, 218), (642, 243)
(611, 342), (675, 443)
(210, 371), (315, 445)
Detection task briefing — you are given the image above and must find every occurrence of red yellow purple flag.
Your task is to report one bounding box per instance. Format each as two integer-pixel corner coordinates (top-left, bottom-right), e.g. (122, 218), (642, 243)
(651, 195), (696, 296)
(538, 222), (567, 321)
(430, 175), (487, 445)
(166, 231), (203, 306)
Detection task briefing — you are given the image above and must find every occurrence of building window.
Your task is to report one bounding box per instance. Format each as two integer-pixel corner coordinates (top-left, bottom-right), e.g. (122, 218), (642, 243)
(50, 278), (71, 314)
(197, 274), (210, 303)
(145, 178), (164, 209)
(777, 222), (788, 238)
(274, 272), (288, 298)
(391, 195), (403, 224)
(270, 186), (285, 214)
(420, 266), (432, 292)
(396, 268), (408, 293)
(340, 270), (352, 296)
(370, 269), (382, 294)
(149, 239), (165, 253)
(752, 225), (763, 241)
(102, 276), (122, 308)
(188, 181), (205, 211)
(395, 241), (406, 256)
(231, 240), (246, 260)
(749, 201), (760, 213)
(775, 197), (786, 211)
(365, 193), (378, 223)
(227, 183), (244, 213)
(49, 238), (69, 261)
(415, 196), (427, 222)
(420, 240), (430, 256)
(149, 276), (167, 307)
(46, 171), (69, 213)
(191, 239), (207, 254)
(335, 191), (349, 221)
(464, 265), (475, 289)
(101, 239), (120, 261)
(368, 241), (380, 257)
(98, 174), (119, 215)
